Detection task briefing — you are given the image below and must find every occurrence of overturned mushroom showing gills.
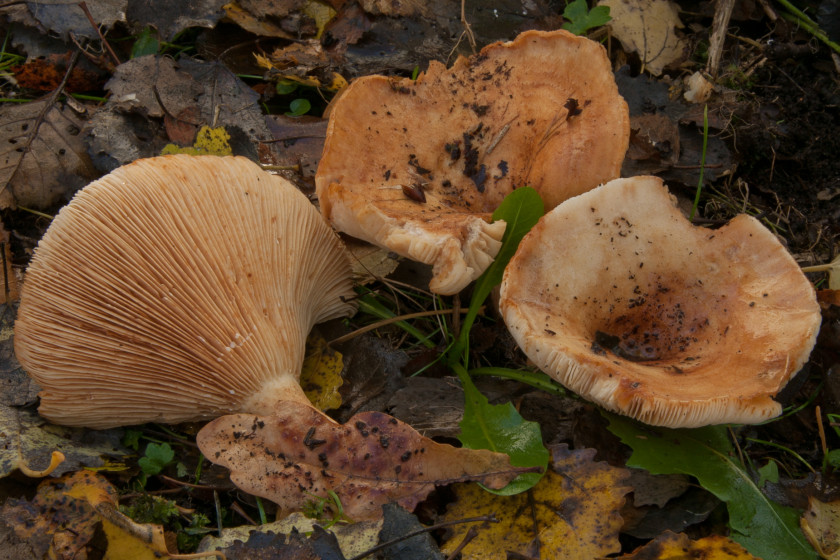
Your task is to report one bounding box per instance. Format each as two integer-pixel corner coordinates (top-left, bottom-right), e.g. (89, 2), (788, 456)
(316, 29), (629, 294)
(14, 154), (357, 429)
(499, 176), (822, 428)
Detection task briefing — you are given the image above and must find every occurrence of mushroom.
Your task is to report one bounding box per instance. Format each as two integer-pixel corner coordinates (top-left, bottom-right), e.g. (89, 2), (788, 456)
(498, 176), (822, 428)
(14, 154), (356, 429)
(316, 29), (629, 294)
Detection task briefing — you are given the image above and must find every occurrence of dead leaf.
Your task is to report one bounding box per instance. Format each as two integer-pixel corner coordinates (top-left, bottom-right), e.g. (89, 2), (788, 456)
(3, 469), (222, 559)
(1, 470), (116, 559)
(598, 0), (687, 75)
(125, 0), (228, 41)
(615, 530), (760, 559)
(344, 237), (400, 285)
(801, 496), (840, 559)
(0, 403), (128, 478)
(0, 97), (98, 209)
(300, 331), (345, 411)
(0, 226), (20, 305)
(25, 0), (126, 38)
(196, 399), (521, 521)
(440, 445), (630, 560)
(105, 55), (203, 119)
(198, 511), (382, 558)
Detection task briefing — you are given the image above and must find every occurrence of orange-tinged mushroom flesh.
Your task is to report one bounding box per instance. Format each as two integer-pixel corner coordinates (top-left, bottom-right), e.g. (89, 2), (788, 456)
(316, 29), (629, 294)
(499, 176), (822, 428)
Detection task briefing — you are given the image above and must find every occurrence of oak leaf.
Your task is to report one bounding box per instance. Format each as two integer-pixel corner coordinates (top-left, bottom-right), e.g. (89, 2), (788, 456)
(196, 399), (523, 520)
(439, 445), (630, 559)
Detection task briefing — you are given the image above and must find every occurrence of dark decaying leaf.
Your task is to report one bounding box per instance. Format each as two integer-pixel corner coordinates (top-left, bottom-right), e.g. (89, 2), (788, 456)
(223, 529), (322, 560)
(377, 503), (443, 560)
(125, 0), (227, 41)
(25, 0), (127, 38)
(196, 399), (522, 520)
(0, 98), (98, 209)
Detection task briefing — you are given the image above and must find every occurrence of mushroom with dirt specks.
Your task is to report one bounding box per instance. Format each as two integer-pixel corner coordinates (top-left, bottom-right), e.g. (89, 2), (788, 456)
(316, 29), (629, 295)
(14, 154), (356, 429)
(498, 176), (822, 428)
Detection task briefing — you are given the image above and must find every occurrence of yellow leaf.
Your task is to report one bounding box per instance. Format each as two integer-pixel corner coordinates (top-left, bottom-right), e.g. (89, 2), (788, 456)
(300, 331), (344, 411)
(161, 126), (233, 157)
(614, 531), (761, 559)
(801, 496), (840, 559)
(440, 445), (630, 559)
(597, 0), (687, 75)
(302, 0), (337, 39)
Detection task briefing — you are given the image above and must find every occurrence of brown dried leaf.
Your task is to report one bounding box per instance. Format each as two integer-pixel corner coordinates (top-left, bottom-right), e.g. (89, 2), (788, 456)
(0, 98), (98, 209)
(197, 399), (521, 520)
(598, 0), (687, 75)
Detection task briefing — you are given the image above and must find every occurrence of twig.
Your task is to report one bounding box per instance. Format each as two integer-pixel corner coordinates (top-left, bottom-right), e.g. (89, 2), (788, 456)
(78, 2), (121, 67)
(706, 0), (737, 77)
(445, 526), (479, 560)
(460, 0), (477, 53)
(347, 514), (498, 560)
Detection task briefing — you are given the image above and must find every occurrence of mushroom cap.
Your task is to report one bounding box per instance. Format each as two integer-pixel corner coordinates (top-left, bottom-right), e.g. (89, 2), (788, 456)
(14, 155), (356, 429)
(316, 29), (629, 294)
(499, 176), (822, 428)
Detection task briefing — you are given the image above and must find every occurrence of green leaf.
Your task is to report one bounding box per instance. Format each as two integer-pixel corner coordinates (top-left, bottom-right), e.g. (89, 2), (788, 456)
(286, 98), (311, 117)
(455, 363), (549, 495)
(757, 459), (779, 487)
(562, 0), (611, 35)
(276, 80), (299, 95)
(607, 414), (818, 560)
(452, 186), (543, 365)
(825, 448), (840, 468)
(138, 442), (175, 476)
(131, 27), (160, 58)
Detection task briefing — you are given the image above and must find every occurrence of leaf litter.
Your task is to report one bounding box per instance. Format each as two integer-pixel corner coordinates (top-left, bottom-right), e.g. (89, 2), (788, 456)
(1, 0), (839, 558)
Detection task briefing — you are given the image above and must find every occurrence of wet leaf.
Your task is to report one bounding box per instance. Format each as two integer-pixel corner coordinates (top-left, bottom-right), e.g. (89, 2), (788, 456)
(25, 0), (126, 38)
(440, 445), (630, 559)
(125, 0), (228, 41)
(801, 496), (840, 559)
(0, 403), (128, 478)
(196, 399), (522, 520)
(597, 0), (687, 75)
(617, 530), (761, 559)
(300, 332), (344, 411)
(456, 367), (548, 495)
(1, 470), (116, 559)
(1, 470), (197, 559)
(607, 414), (818, 560)
(198, 511), (382, 559)
(0, 98), (98, 209)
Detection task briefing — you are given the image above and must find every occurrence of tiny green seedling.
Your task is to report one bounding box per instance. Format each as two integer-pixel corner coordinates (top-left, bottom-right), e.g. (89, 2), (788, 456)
(562, 0), (611, 36)
(285, 97), (312, 117)
(138, 441), (175, 476)
(302, 490), (350, 529)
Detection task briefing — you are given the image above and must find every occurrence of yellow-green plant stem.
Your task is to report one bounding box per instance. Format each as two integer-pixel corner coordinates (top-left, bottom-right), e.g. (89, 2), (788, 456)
(746, 437), (816, 473)
(690, 105), (709, 221)
(469, 367), (566, 396)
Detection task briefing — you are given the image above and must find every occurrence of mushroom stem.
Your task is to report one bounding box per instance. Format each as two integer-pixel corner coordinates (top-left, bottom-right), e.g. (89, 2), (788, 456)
(241, 374), (316, 417)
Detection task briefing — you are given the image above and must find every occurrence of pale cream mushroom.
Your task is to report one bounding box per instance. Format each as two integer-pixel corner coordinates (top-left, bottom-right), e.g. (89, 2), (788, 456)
(316, 29), (629, 294)
(14, 155), (356, 429)
(499, 176), (822, 428)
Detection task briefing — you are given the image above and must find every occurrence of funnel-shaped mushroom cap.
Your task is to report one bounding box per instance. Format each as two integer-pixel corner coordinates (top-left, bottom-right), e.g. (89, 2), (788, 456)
(316, 29), (629, 294)
(15, 155), (356, 429)
(499, 176), (821, 428)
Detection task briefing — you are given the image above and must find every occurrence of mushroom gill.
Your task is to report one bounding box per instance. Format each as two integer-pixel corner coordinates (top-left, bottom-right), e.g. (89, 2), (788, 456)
(499, 176), (822, 428)
(14, 155), (356, 429)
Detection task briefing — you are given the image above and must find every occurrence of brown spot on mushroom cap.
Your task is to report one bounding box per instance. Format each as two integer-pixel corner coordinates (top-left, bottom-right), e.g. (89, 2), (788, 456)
(499, 176), (822, 428)
(316, 29), (629, 294)
(14, 155), (356, 429)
